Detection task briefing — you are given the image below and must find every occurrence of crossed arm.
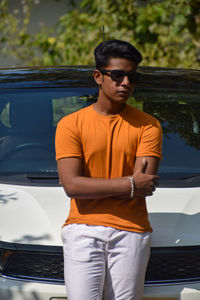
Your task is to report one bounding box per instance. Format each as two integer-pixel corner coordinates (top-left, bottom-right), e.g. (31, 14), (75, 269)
(57, 156), (160, 199)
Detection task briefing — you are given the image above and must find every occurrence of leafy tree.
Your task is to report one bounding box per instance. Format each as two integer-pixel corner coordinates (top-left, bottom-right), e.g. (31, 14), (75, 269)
(0, 0), (200, 68)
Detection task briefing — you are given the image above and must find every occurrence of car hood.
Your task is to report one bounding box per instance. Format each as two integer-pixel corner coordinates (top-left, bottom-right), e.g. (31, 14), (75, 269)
(0, 184), (200, 247)
(147, 186), (200, 247)
(0, 183), (70, 246)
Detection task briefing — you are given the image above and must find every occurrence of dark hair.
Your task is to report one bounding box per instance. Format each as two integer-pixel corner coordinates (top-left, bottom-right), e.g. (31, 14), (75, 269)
(94, 39), (143, 69)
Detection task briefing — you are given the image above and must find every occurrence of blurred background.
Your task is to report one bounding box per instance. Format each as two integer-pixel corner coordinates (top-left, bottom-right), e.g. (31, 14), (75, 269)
(0, 0), (200, 68)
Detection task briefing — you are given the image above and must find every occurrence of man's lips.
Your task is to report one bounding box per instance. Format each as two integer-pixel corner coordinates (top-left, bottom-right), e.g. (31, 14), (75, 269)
(117, 90), (130, 96)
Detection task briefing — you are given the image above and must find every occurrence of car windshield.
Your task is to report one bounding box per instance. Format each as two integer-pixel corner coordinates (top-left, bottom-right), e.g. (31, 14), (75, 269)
(0, 86), (199, 183)
(0, 88), (97, 178)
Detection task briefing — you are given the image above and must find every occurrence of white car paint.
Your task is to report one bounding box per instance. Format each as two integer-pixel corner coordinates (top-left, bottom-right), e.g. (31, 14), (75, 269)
(0, 184), (70, 245)
(1, 183), (200, 300)
(146, 187), (200, 246)
(1, 183), (199, 247)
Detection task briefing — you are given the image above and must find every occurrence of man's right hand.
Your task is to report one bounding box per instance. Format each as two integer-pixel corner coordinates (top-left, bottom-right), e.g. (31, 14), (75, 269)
(132, 158), (159, 198)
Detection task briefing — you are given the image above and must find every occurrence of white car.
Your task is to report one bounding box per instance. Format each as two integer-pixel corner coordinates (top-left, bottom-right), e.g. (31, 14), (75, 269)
(0, 66), (200, 300)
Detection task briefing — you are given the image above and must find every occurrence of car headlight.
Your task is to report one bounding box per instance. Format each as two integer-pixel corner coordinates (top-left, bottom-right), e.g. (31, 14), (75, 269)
(0, 249), (13, 273)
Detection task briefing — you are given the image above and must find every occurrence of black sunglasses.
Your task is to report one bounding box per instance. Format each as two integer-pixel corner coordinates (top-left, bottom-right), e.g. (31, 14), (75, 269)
(99, 69), (140, 83)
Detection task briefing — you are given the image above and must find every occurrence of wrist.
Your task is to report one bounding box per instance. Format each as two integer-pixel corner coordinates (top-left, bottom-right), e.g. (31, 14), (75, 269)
(128, 176), (135, 198)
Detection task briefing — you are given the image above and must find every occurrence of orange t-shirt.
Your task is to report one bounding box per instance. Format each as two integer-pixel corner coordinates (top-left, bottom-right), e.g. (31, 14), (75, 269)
(55, 104), (162, 233)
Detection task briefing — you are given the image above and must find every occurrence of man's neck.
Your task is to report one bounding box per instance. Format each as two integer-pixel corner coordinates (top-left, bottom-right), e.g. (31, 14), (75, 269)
(93, 96), (126, 116)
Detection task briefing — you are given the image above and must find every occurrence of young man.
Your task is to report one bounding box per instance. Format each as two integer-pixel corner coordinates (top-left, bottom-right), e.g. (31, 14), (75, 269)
(55, 39), (162, 300)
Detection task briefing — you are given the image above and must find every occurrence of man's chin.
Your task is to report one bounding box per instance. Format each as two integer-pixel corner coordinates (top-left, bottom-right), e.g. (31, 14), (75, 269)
(116, 95), (129, 103)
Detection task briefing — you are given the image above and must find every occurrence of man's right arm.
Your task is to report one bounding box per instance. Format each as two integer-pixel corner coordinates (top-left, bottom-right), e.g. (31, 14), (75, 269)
(57, 157), (130, 199)
(57, 157), (158, 199)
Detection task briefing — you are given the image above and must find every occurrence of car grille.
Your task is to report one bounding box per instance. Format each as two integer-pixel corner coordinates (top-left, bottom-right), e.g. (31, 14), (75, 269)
(145, 246), (200, 284)
(1, 243), (200, 285)
(5, 251), (64, 283)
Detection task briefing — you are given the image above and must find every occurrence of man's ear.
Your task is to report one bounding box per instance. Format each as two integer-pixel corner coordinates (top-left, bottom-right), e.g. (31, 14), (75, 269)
(93, 69), (103, 85)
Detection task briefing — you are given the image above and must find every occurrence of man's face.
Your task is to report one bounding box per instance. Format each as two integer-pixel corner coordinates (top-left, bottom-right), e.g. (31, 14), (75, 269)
(94, 57), (137, 104)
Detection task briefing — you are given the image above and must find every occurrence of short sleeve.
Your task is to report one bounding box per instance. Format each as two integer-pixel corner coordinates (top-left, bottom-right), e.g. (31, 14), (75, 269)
(136, 116), (163, 160)
(55, 114), (82, 161)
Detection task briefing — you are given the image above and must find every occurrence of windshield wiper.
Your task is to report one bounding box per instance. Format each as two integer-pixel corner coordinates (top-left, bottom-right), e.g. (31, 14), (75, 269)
(181, 174), (200, 180)
(0, 172), (59, 186)
(159, 174), (200, 187)
(27, 173), (59, 179)
(180, 174), (200, 186)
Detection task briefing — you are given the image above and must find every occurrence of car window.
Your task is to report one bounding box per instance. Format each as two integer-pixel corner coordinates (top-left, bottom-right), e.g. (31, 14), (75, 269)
(0, 88), (98, 177)
(128, 91), (200, 179)
(0, 87), (199, 184)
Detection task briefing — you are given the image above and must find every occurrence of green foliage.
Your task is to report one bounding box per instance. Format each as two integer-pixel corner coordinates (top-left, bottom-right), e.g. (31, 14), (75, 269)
(0, 0), (200, 68)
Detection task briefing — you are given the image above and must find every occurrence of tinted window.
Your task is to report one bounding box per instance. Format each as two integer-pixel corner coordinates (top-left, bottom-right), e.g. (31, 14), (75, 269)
(130, 91), (200, 180)
(0, 86), (199, 184)
(0, 88), (97, 176)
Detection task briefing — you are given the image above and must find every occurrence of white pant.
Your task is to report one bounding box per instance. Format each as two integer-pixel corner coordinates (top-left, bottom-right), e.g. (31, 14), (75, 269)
(61, 224), (151, 300)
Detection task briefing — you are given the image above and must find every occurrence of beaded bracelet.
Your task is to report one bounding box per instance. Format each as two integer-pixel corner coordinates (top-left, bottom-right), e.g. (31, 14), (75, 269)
(128, 176), (135, 198)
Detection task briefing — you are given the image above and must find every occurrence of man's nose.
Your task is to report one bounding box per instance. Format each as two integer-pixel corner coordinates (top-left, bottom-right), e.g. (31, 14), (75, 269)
(121, 75), (130, 85)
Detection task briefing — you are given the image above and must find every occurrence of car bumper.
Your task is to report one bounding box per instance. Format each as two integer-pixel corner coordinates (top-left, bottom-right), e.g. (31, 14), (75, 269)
(1, 277), (200, 300)
(0, 277), (66, 300)
(144, 282), (200, 300)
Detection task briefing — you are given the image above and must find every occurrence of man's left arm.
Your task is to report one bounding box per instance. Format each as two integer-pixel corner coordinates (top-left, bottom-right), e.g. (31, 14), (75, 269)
(133, 116), (163, 195)
(132, 156), (160, 197)
(134, 156), (160, 175)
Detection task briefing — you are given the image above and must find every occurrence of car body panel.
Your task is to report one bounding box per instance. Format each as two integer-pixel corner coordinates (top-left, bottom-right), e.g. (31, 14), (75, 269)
(0, 66), (200, 299)
(0, 277), (200, 300)
(1, 184), (200, 247)
(146, 187), (200, 247)
(0, 65), (200, 92)
(0, 277), (67, 300)
(0, 184), (69, 245)
(144, 282), (200, 299)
